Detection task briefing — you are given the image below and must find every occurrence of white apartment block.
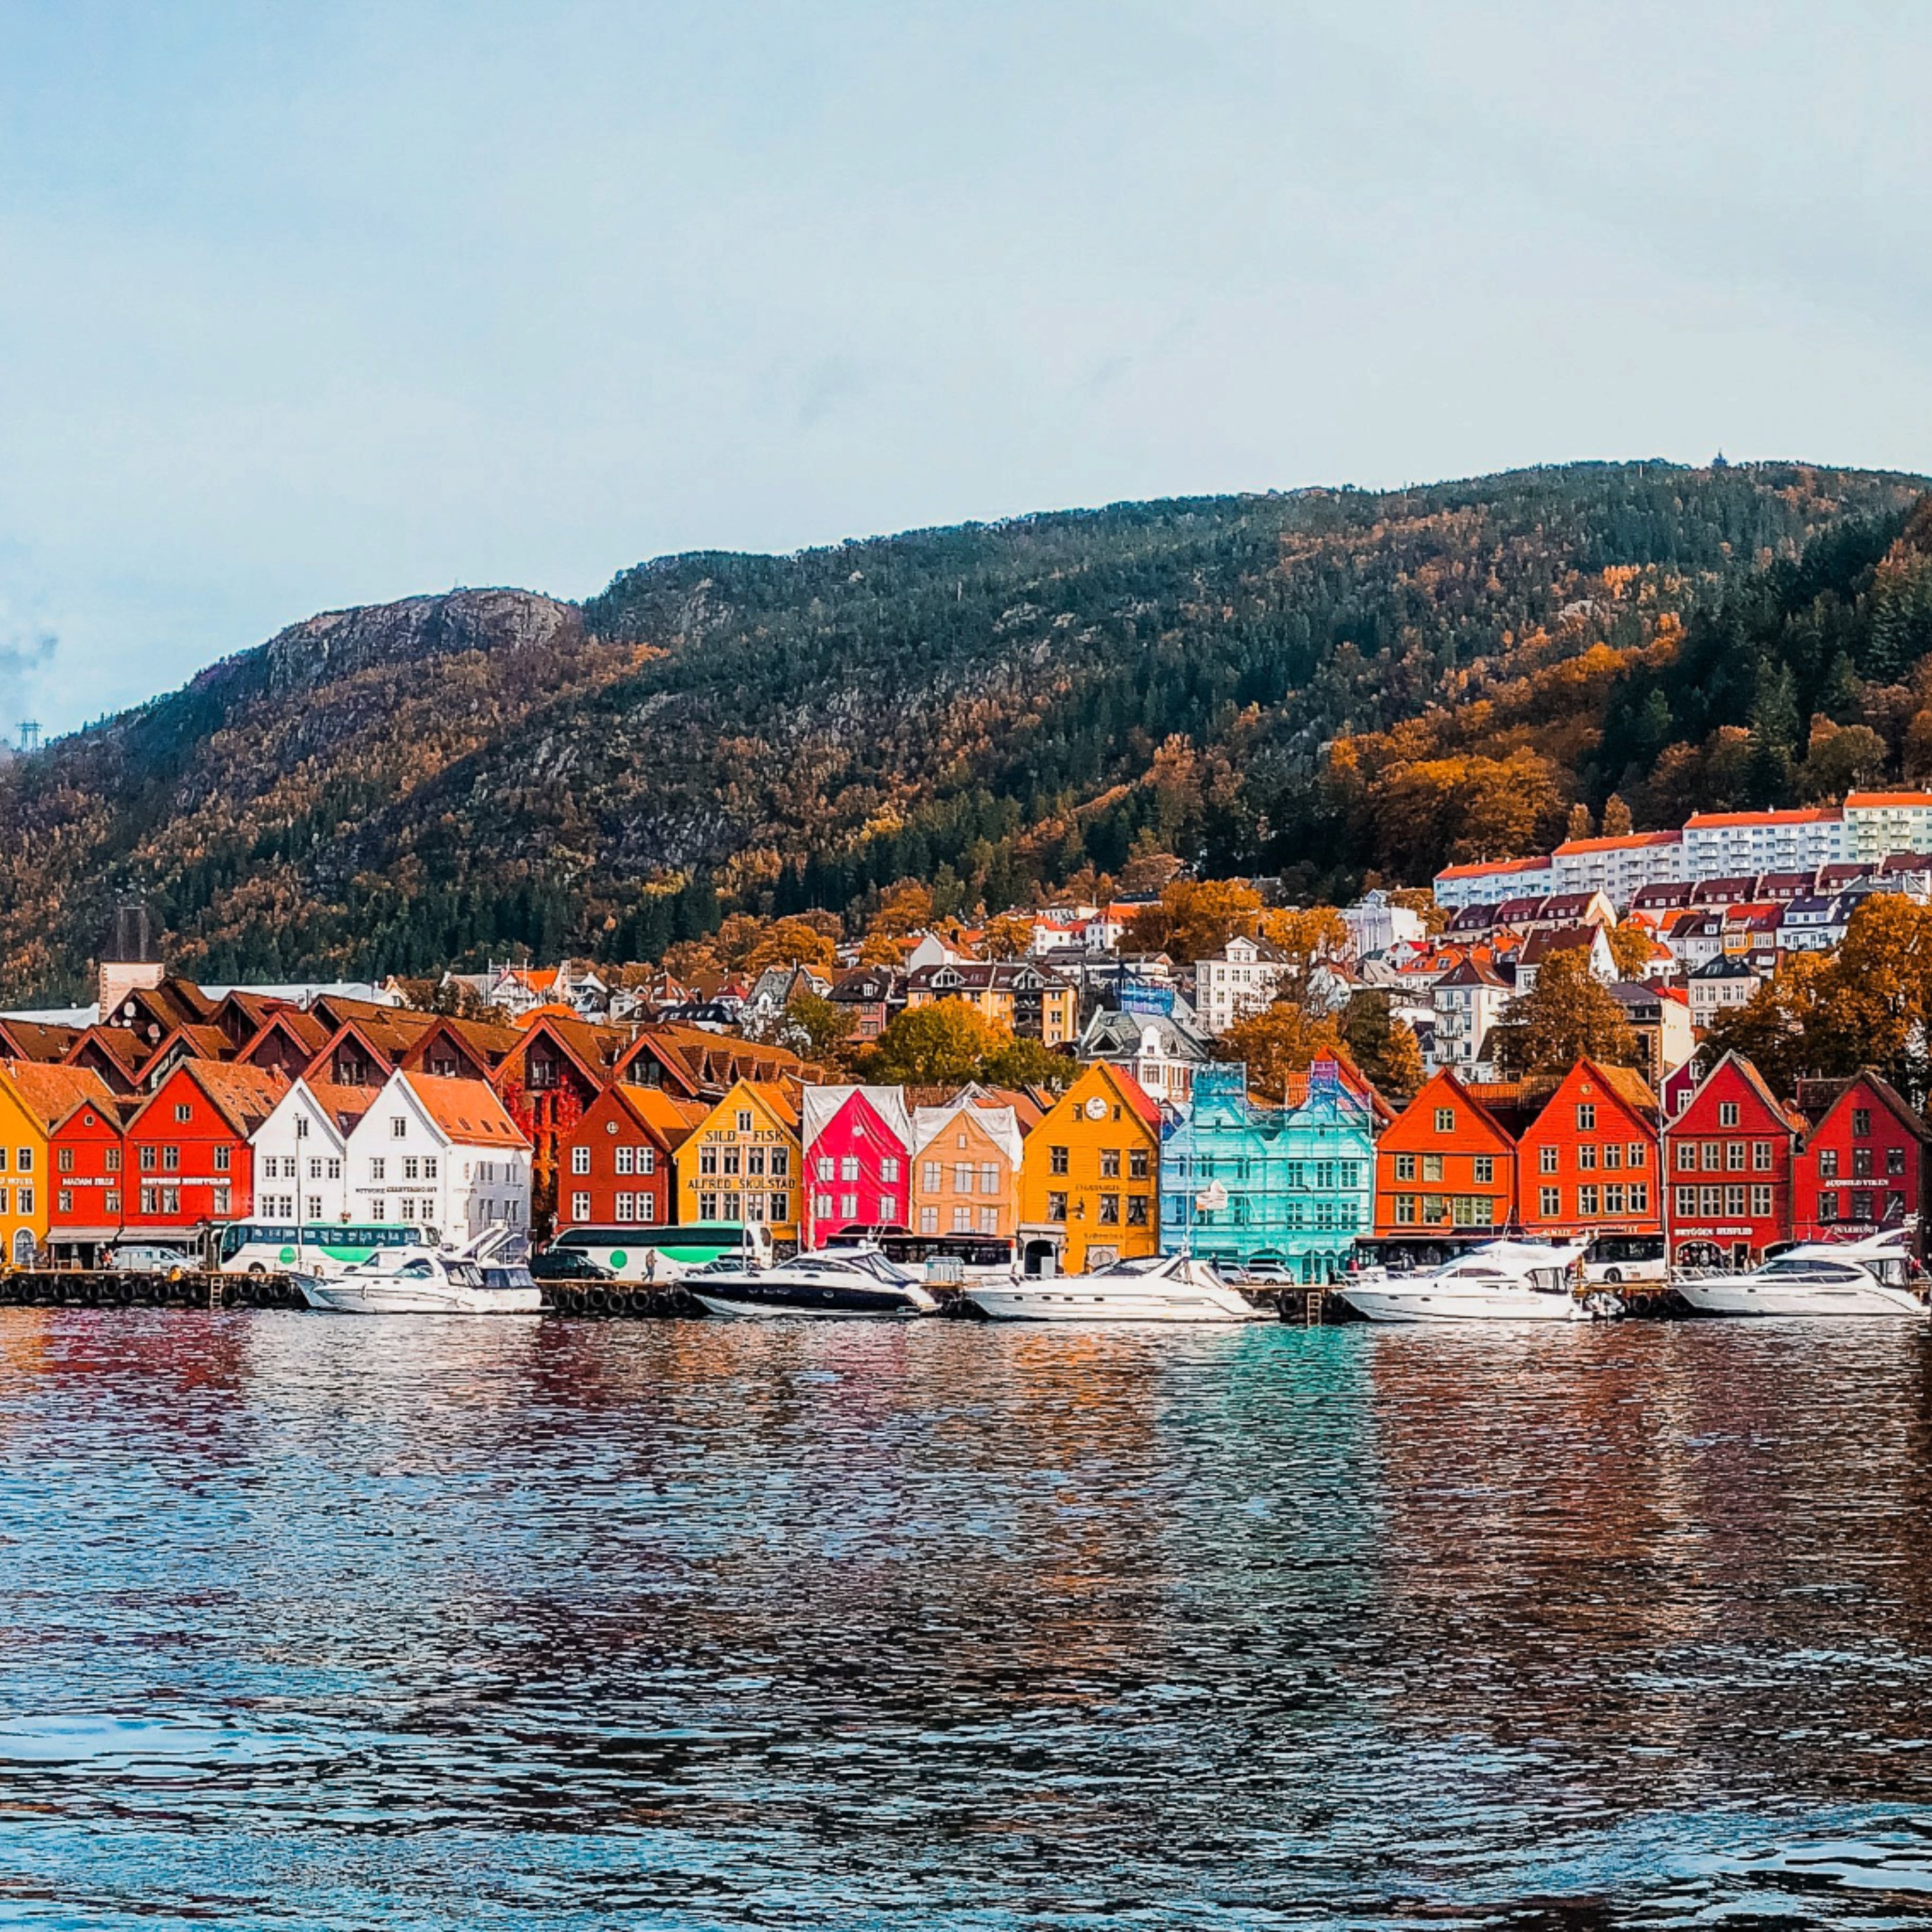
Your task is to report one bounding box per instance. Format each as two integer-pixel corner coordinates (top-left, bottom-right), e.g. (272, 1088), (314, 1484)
(1427, 961), (1512, 1078)
(1680, 808), (1848, 878)
(1547, 830), (1685, 906)
(1341, 890), (1425, 959)
(1192, 934), (1299, 1036)
(1430, 855), (1555, 911)
(1844, 792), (1932, 862)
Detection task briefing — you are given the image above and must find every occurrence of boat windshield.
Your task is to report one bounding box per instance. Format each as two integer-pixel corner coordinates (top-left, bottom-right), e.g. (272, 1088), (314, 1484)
(1759, 1257), (1867, 1281)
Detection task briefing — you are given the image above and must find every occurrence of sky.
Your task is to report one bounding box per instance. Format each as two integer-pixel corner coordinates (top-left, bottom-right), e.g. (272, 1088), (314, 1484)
(0, 1), (1928, 736)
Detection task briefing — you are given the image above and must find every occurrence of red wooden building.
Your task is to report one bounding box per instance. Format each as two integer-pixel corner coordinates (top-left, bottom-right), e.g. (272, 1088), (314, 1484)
(46, 1075), (132, 1264)
(558, 1084), (704, 1230)
(1791, 1070), (1928, 1248)
(1514, 1061), (1661, 1244)
(1663, 1051), (1804, 1268)
(122, 1061), (286, 1241)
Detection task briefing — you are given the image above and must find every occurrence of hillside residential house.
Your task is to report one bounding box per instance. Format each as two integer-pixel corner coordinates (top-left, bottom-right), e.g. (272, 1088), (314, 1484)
(1791, 1071), (1927, 1247)
(348, 1071), (530, 1242)
(559, 1083), (703, 1230)
(1077, 1005), (1213, 1105)
(910, 1097), (1024, 1242)
(1340, 891), (1425, 961)
(1193, 934), (1302, 1036)
(1686, 955), (1762, 1029)
(1663, 1051), (1804, 1268)
(800, 1085), (915, 1246)
(1513, 1061), (1661, 1244)
(674, 1080), (803, 1249)
(1427, 957), (1512, 1077)
(903, 959), (1078, 1046)
(1160, 1061), (1374, 1281)
(1513, 924), (1617, 993)
(1608, 982), (1695, 1091)
(1016, 1062), (1161, 1276)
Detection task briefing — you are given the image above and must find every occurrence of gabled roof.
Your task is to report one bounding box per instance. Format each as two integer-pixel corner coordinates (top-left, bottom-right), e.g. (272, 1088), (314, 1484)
(239, 1007), (336, 1065)
(63, 1025), (153, 1089)
(912, 1097), (1025, 1170)
(0, 1019), (82, 1063)
(600, 1083), (707, 1148)
(1793, 1070), (1928, 1142)
(133, 1059), (288, 1140)
(1677, 1050), (1807, 1136)
(1401, 1067), (1522, 1147)
(1686, 807), (1843, 829)
(1518, 925), (1605, 967)
(800, 1084), (915, 1151)
(0, 1060), (121, 1135)
(302, 1080), (383, 1138)
(1844, 791), (1932, 809)
(1435, 955), (1511, 989)
(394, 1071), (529, 1148)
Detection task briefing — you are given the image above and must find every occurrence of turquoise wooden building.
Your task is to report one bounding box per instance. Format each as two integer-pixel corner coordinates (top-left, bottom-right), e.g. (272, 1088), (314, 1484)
(1160, 1060), (1376, 1280)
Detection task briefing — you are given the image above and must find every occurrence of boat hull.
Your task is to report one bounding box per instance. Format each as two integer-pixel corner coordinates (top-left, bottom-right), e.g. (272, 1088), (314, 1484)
(690, 1284), (935, 1319)
(1338, 1285), (1586, 1324)
(967, 1284), (1267, 1324)
(1676, 1279), (1928, 1318)
(299, 1278), (543, 1316)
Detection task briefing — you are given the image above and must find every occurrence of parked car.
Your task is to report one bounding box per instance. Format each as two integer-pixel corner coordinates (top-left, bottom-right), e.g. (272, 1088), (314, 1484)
(107, 1244), (193, 1276)
(529, 1248), (616, 1283)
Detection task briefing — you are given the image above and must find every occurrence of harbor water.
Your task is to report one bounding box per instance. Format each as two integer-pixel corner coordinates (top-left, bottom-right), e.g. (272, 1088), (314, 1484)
(0, 1311), (1929, 1927)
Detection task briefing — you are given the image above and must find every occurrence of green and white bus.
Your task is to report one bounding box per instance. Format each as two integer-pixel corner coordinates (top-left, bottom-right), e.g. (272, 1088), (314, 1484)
(546, 1222), (773, 1282)
(215, 1220), (442, 1276)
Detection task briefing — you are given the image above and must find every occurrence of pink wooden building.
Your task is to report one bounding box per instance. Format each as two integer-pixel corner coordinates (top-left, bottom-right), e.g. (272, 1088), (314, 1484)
(799, 1085), (915, 1248)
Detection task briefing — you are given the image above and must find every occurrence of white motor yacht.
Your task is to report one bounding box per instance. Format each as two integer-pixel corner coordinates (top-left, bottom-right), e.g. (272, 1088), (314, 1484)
(967, 1252), (1270, 1324)
(687, 1245), (942, 1319)
(1675, 1227), (1929, 1318)
(1338, 1240), (1598, 1324)
(299, 1231), (543, 1315)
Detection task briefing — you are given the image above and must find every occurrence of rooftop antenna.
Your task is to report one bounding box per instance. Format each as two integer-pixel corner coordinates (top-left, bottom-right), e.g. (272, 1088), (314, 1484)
(16, 722), (39, 752)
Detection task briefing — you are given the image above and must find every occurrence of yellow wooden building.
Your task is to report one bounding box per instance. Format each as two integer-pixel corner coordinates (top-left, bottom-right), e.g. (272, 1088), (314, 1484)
(1017, 1061), (1163, 1275)
(674, 1079), (803, 1249)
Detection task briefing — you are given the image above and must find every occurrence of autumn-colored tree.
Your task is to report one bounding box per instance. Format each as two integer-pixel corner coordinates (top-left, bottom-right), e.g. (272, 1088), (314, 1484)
(981, 910), (1039, 958)
(1700, 949), (1836, 1100)
(777, 990), (854, 1066)
(1212, 1000), (1344, 1102)
(1605, 920), (1656, 981)
(866, 879), (935, 942)
(1601, 793), (1634, 836)
(1123, 878), (1267, 962)
(1796, 719), (1888, 803)
(1566, 801), (1594, 841)
(1387, 886), (1447, 937)
(981, 1033), (1076, 1093)
(1340, 990), (1423, 1103)
(743, 916), (839, 974)
(1118, 841), (1184, 897)
(1257, 904), (1348, 965)
(854, 1001), (1011, 1086)
(1492, 948), (1640, 1076)
(661, 936), (722, 981)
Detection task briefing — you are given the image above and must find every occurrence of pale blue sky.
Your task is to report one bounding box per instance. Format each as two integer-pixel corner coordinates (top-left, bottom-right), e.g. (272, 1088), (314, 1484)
(1, 1), (1927, 735)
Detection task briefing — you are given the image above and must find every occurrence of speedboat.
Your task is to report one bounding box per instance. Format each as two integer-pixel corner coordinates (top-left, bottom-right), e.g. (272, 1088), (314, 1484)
(687, 1245), (942, 1319)
(298, 1234), (543, 1315)
(1675, 1227), (1929, 1318)
(966, 1252), (1270, 1324)
(1337, 1240), (1599, 1324)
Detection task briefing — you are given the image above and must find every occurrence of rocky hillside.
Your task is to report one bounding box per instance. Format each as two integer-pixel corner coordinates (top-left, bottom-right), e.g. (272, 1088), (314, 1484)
(0, 461), (1925, 1003)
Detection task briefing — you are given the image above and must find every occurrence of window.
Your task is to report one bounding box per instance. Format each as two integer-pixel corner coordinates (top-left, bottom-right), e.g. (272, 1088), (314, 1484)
(1434, 1108), (1455, 1133)
(880, 1195), (898, 1222)
(1753, 1142), (1772, 1172)
(1394, 1194), (1417, 1225)
(391, 1116), (407, 1139)
(1576, 1103), (1596, 1131)
(1727, 1141), (1746, 1171)
(746, 1148), (766, 1178)
(1751, 1183), (1773, 1216)
(571, 1147), (590, 1176)
(1818, 1190), (1839, 1222)
(1422, 1154), (1444, 1183)
(839, 1192), (858, 1219)
(1098, 1194), (1120, 1225)
(1540, 1186), (1560, 1217)
(56, 1147), (72, 1174)
(404, 1156), (421, 1181)
(56, 1189), (71, 1215)
(1630, 1183), (1648, 1213)
(1577, 1144), (1597, 1171)
(1473, 1156), (1494, 1184)
(1818, 1148), (1840, 1179)
(769, 1151), (788, 1179)
(699, 1192), (719, 1220)
(295, 1116), (308, 1140)
(1100, 1148), (1120, 1179)
(1129, 1148), (1149, 1180)
(105, 1148), (120, 1173)
(1603, 1143), (1622, 1171)
(769, 1193), (788, 1222)
(639, 1147), (654, 1175)
(979, 1164), (1000, 1195)
(1725, 1184), (1747, 1216)
(815, 1155), (833, 1181)
(141, 1186), (158, 1215)
(1853, 1148), (1873, 1179)
(162, 1145), (179, 1173)
(1049, 1145), (1069, 1176)
(880, 1157), (900, 1183)
(1395, 1154), (1416, 1181)
(1604, 1184), (1625, 1214)
(722, 1148), (740, 1176)
(736, 1110), (753, 1134)
(1699, 1185), (1721, 1216)
(1047, 1192), (1068, 1223)
(1676, 1142), (1695, 1171)
(980, 1207), (1000, 1234)
(951, 1206), (971, 1233)
(1675, 1185), (1696, 1218)
(1718, 1101), (1739, 1127)
(1853, 1190), (1875, 1223)
(1539, 1147), (1558, 1175)
(371, 1157), (386, 1182)
(919, 1207), (938, 1234)
(700, 1145), (719, 1176)
(1853, 1108), (1872, 1138)
(328, 1158), (342, 1180)
(814, 1192), (834, 1219)
(1889, 1146), (1907, 1176)
(922, 1161), (941, 1193)
(15, 1186), (31, 1216)
(614, 1192), (635, 1222)
(953, 1163), (973, 1194)
(1577, 1185), (1599, 1216)
(214, 1144), (230, 1172)
(839, 1156), (859, 1183)
(1126, 1194), (1149, 1226)
(1628, 1142), (1646, 1168)
(1702, 1142), (1722, 1171)
(175, 1103), (191, 1123)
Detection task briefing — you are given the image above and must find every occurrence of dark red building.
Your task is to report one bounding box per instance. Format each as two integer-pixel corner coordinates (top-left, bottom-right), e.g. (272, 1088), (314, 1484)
(1792, 1071), (1928, 1248)
(1663, 1051), (1805, 1267)
(558, 1083), (704, 1230)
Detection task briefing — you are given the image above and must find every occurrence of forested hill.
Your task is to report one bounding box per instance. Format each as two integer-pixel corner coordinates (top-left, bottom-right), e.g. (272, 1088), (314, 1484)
(1, 461), (1927, 1003)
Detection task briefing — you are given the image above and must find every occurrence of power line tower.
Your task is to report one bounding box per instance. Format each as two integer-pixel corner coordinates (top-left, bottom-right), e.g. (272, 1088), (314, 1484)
(15, 722), (39, 753)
